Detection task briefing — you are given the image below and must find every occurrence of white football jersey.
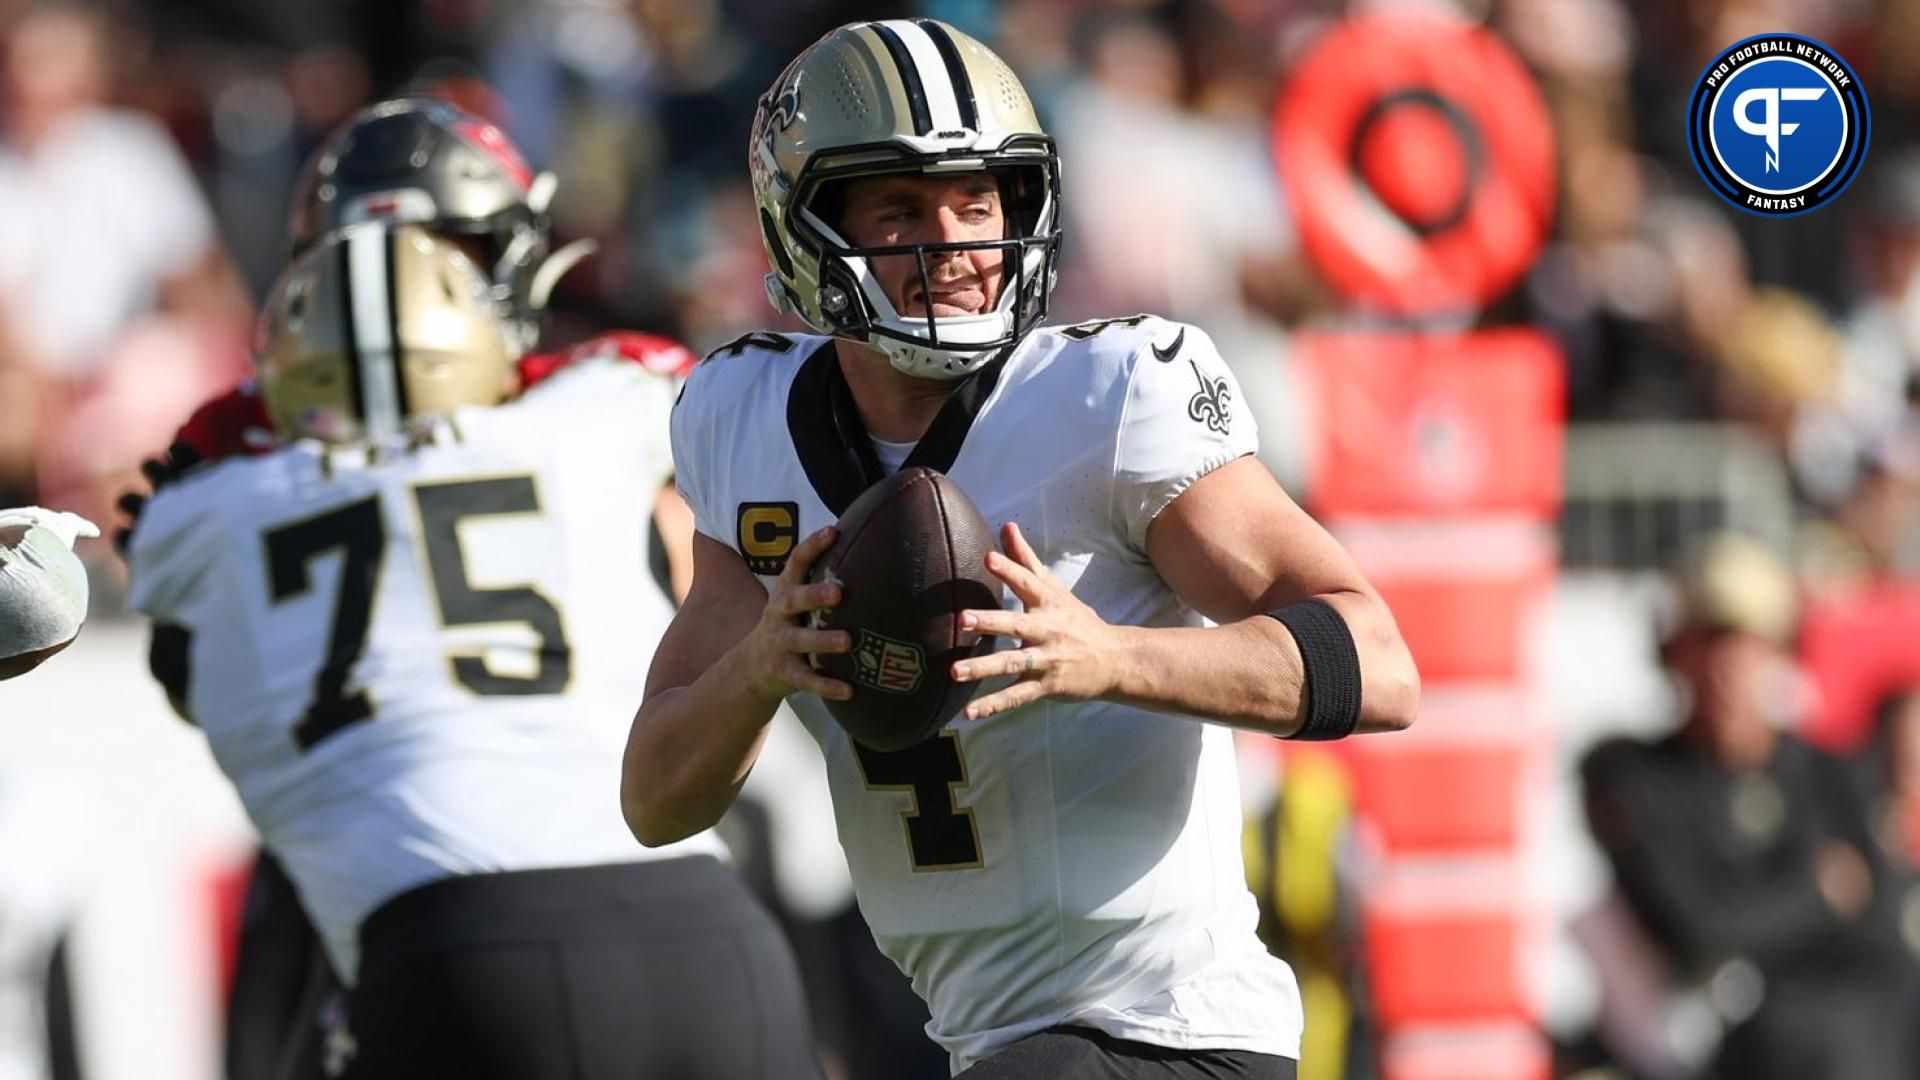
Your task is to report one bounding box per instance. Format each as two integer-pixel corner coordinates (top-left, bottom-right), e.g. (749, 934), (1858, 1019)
(673, 318), (1302, 1070)
(127, 359), (724, 982)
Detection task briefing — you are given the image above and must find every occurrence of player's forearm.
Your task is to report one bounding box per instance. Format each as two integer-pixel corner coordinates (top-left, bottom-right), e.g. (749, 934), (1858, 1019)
(621, 647), (782, 847)
(1108, 591), (1419, 736)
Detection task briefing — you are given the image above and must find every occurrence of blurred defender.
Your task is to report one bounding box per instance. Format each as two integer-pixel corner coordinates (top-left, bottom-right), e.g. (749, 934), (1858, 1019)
(123, 224), (818, 1079)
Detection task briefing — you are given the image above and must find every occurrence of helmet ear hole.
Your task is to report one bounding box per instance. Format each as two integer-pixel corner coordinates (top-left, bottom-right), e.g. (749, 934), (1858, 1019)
(760, 209), (795, 279)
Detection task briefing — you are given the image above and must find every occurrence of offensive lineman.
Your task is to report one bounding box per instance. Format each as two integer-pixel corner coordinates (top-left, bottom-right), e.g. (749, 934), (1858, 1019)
(623, 19), (1420, 1079)
(124, 223), (819, 1078)
(117, 97), (738, 1079)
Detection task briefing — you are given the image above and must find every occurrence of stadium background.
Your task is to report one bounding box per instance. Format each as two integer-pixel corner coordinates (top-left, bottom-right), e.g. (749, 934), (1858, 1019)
(2, 0), (1918, 1078)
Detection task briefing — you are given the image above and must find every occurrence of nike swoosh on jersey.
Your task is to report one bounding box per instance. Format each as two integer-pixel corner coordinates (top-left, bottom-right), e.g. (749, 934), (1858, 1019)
(1151, 328), (1186, 363)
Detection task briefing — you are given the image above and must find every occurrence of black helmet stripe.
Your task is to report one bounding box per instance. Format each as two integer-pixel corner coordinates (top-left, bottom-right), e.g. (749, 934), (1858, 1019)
(334, 239), (366, 427)
(914, 20), (979, 131)
(343, 227), (405, 441)
(869, 22), (934, 135)
(383, 230), (412, 420)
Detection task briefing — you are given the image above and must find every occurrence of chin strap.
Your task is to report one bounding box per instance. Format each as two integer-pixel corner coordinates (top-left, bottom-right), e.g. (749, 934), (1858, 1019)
(875, 335), (996, 381)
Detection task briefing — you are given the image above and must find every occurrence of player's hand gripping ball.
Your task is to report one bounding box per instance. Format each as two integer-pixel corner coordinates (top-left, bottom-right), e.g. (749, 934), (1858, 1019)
(806, 468), (999, 750)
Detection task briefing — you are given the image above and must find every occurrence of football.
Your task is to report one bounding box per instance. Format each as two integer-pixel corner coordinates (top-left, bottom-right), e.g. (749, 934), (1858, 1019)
(807, 467), (1000, 750)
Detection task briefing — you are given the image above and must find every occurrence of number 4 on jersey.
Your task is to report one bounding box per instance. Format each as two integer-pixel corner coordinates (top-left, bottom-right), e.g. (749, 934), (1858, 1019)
(855, 733), (982, 871)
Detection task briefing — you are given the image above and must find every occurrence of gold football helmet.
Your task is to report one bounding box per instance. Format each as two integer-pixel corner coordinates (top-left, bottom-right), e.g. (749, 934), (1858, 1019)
(749, 19), (1062, 379)
(258, 223), (520, 444)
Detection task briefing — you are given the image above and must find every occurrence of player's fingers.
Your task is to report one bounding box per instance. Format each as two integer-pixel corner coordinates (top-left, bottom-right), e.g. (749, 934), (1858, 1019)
(779, 525), (837, 585)
(773, 579), (842, 618)
(965, 677), (1048, 720)
(780, 625), (851, 656)
(1002, 521), (1044, 572)
(776, 656), (853, 701)
(952, 646), (1017, 683)
(984, 550), (1045, 605)
(959, 608), (1024, 638)
(957, 645), (1045, 683)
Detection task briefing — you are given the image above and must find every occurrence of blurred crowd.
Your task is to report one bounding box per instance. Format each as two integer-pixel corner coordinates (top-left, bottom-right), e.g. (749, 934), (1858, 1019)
(1517, 0), (1920, 588)
(0, 0), (1896, 553)
(0, 0), (1913, 579)
(4, 0), (1920, 1078)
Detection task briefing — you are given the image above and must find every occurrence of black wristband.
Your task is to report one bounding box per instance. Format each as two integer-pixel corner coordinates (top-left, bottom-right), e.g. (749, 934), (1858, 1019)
(1264, 599), (1362, 741)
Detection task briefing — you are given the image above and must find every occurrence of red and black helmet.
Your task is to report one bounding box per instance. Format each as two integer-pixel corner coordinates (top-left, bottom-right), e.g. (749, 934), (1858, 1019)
(289, 98), (590, 352)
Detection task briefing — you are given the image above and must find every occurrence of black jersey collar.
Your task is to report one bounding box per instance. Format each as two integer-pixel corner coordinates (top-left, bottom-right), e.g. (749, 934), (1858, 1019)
(785, 342), (1008, 515)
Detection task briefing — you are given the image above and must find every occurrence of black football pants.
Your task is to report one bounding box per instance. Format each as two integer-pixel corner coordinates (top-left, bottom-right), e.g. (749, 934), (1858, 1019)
(956, 1026), (1298, 1080)
(341, 856), (822, 1080)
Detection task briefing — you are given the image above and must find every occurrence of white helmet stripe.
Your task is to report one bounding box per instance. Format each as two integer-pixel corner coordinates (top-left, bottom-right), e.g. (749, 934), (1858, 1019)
(345, 227), (404, 442)
(881, 19), (964, 133)
(915, 19), (979, 130)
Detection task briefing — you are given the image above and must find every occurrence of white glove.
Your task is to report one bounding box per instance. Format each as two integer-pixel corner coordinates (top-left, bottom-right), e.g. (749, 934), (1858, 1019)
(0, 507), (101, 550)
(0, 506), (93, 673)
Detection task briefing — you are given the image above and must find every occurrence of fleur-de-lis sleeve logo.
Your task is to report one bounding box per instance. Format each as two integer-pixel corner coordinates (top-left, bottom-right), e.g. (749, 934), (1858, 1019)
(1185, 358), (1232, 434)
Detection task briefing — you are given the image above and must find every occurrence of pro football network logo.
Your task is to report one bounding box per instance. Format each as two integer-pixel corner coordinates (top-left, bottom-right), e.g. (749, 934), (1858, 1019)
(1687, 33), (1869, 217)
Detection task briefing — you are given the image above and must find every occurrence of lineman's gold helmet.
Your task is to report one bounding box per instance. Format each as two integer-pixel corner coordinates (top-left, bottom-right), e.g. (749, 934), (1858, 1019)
(258, 223), (520, 444)
(749, 19), (1062, 379)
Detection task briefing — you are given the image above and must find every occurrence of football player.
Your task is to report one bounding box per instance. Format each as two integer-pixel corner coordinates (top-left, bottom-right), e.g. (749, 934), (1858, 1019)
(624, 19), (1420, 1079)
(123, 223), (819, 1078)
(112, 97), (712, 1080)
(135, 95), (659, 490)
(0, 506), (95, 680)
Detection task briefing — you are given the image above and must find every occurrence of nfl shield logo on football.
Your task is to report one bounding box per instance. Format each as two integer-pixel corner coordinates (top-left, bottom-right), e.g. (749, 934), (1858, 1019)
(1687, 32), (1870, 217)
(852, 630), (924, 695)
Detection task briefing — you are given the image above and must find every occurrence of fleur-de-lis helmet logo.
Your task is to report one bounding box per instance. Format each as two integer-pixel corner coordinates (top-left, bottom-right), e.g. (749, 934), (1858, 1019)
(764, 81), (800, 132)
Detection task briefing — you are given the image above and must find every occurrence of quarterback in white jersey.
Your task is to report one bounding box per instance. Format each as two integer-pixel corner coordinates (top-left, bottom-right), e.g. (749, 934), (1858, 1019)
(127, 223), (818, 1079)
(624, 19), (1420, 1080)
